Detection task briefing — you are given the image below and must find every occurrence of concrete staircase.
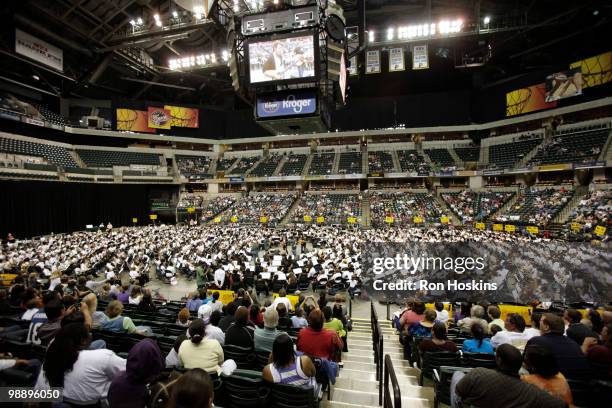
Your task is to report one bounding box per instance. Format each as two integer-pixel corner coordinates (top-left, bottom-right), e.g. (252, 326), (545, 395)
(599, 129), (612, 161)
(435, 194), (460, 225)
(362, 151), (369, 174)
(273, 156), (288, 176)
(552, 185), (589, 224)
(479, 145), (488, 165)
(332, 152), (341, 174)
(516, 140), (544, 168)
(489, 190), (520, 220)
(279, 196), (303, 225)
(361, 197), (371, 227)
(69, 150), (86, 168)
(303, 154), (314, 176)
(209, 159), (218, 175)
(448, 148), (462, 167)
(245, 157), (266, 176)
(391, 151), (401, 173)
(224, 158), (240, 174)
(322, 318), (433, 408)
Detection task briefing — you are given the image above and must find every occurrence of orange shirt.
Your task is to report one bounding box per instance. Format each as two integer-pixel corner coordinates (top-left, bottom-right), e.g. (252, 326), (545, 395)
(521, 373), (573, 406)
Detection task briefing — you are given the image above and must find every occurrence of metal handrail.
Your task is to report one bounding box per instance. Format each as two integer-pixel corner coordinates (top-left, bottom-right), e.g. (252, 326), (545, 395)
(371, 301), (384, 405)
(384, 354), (402, 408)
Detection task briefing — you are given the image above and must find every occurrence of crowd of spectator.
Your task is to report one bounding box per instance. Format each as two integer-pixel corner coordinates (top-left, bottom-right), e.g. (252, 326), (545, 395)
(369, 192), (446, 225)
(200, 197), (236, 221)
(292, 194), (362, 225)
(494, 188), (573, 226)
(441, 190), (515, 222)
(568, 190), (611, 232)
(220, 194), (297, 225)
(176, 156), (213, 177)
(177, 194), (204, 209)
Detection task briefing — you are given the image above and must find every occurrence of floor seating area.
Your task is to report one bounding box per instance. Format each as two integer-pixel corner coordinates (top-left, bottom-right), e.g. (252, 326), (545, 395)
(529, 129), (610, 165)
(488, 137), (542, 169)
(0, 136), (78, 168)
(441, 190), (515, 222)
(368, 151), (395, 173)
(249, 154), (282, 177)
(338, 152), (362, 174)
(76, 149), (160, 167)
(494, 187), (573, 225)
(292, 193), (362, 224)
(221, 193), (296, 225)
(397, 150), (431, 175)
(278, 153), (308, 176)
(308, 153), (335, 175)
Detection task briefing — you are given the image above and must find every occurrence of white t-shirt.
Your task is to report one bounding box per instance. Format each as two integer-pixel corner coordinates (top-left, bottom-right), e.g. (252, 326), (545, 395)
(214, 269), (225, 287)
(490, 330), (530, 350)
(270, 296), (292, 312)
(35, 349), (126, 402)
(21, 308), (39, 321)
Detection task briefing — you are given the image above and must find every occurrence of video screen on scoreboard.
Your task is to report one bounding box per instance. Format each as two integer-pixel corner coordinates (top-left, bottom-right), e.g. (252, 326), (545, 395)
(545, 67), (583, 103)
(247, 33), (316, 84)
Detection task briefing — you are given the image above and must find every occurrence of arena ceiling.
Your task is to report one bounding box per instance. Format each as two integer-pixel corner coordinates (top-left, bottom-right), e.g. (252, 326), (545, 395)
(0, 0), (609, 106)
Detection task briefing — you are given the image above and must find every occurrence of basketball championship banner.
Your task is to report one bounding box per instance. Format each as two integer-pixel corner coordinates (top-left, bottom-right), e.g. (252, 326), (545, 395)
(348, 55), (358, 76)
(412, 45), (429, 70)
(545, 68), (583, 103)
(164, 105), (199, 128)
(115, 109), (155, 133)
(147, 107), (171, 129)
(506, 83), (557, 117)
(15, 29), (63, 72)
(388, 48), (405, 72)
(570, 51), (611, 89)
(366, 50), (381, 74)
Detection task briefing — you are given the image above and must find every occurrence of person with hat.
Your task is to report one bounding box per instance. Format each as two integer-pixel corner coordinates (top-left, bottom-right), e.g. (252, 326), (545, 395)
(408, 309), (437, 337)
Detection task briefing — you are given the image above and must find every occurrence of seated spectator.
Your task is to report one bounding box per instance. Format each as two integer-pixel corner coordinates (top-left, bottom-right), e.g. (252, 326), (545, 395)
(452, 344), (566, 408)
(37, 298), (67, 346)
(166, 335), (188, 368)
(487, 306), (505, 331)
(168, 368), (214, 408)
(82, 293), (107, 329)
(581, 322), (612, 379)
(108, 339), (165, 408)
(271, 289), (292, 312)
(419, 322), (458, 353)
(254, 308), (281, 353)
(101, 300), (146, 335)
(457, 305), (489, 335)
(297, 309), (343, 361)
(35, 323), (126, 403)
(196, 304), (225, 345)
(178, 319), (224, 374)
(218, 302), (238, 332)
(434, 302), (449, 324)
(117, 285), (130, 304)
(587, 309), (604, 334)
(399, 301), (426, 335)
(323, 306), (346, 338)
(524, 312), (542, 339)
(263, 333), (316, 388)
(409, 309), (436, 337)
(225, 306), (254, 349)
(249, 304), (263, 327)
(128, 285), (142, 305)
(526, 313), (591, 380)
(176, 307), (191, 327)
(462, 322), (495, 354)
(291, 308), (308, 329)
(491, 313), (530, 350)
(186, 291), (203, 312)
(521, 345), (573, 406)
(277, 303), (293, 329)
(564, 308), (597, 346)
(137, 289), (157, 313)
(207, 292), (223, 314)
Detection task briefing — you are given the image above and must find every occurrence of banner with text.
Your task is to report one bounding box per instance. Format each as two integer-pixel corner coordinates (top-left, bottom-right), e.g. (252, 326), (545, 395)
(389, 48), (405, 72)
(412, 45), (429, 70)
(256, 90), (317, 119)
(15, 29), (63, 72)
(366, 50), (381, 74)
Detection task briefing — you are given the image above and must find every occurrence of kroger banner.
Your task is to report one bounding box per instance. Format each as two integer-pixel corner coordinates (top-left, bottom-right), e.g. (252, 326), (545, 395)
(256, 91), (317, 119)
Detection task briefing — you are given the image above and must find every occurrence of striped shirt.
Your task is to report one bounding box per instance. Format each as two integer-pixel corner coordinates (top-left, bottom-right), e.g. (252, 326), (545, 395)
(269, 355), (314, 388)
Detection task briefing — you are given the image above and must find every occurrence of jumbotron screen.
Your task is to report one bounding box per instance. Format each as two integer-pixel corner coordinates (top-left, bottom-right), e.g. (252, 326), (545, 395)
(247, 33), (316, 84)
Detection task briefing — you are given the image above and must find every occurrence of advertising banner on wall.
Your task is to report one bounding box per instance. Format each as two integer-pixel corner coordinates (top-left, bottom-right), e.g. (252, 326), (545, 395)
(388, 48), (405, 72)
(163, 105), (199, 128)
(570, 51), (611, 89)
(545, 68), (583, 102)
(115, 109), (155, 133)
(256, 90), (317, 119)
(15, 29), (63, 72)
(147, 107), (171, 129)
(366, 50), (381, 74)
(412, 45), (428, 70)
(506, 83), (557, 117)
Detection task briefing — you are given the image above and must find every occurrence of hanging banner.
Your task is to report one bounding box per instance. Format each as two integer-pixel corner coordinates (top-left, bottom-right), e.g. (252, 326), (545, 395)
(412, 45), (429, 70)
(526, 226), (539, 235)
(347, 217), (357, 224)
(505, 224), (516, 233)
(388, 48), (405, 72)
(385, 216), (394, 224)
(147, 107), (171, 129)
(366, 50), (381, 74)
(570, 222), (581, 232)
(230, 216), (238, 223)
(260, 216), (268, 223)
(303, 215), (312, 222)
(116, 109), (155, 133)
(348, 55), (358, 76)
(594, 225), (607, 236)
(493, 224), (503, 232)
(506, 83), (557, 117)
(440, 216), (450, 224)
(164, 105), (199, 128)
(316, 216), (325, 223)
(15, 29), (63, 72)
(570, 51), (611, 89)
(475, 222), (486, 230)
(413, 216), (424, 224)
(213, 217), (222, 223)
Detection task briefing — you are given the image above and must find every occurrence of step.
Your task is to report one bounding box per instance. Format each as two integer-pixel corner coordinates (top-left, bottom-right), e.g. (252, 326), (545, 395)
(331, 387), (432, 407)
(338, 369), (419, 385)
(335, 376), (419, 392)
(343, 357), (414, 370)
(349, 343), (403, 354)
(321, 401), (378, 408)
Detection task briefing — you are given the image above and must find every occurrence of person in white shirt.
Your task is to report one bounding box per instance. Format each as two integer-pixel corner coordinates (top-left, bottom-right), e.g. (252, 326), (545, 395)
(196, 304), (225, 345)
(270, 289), (292, 312)
(523, 312), (542, 339)
(35, 323), (126, 404)
(214, 267), (226, 288)
(490, 313), (530, 350)
(434, 302), (450, 323)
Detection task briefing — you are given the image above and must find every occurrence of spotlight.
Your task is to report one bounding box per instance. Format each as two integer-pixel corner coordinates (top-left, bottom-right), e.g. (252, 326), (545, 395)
(368, 30), (374, 42)
(386, 27), (394, 41)
(137, 17), (143, 25)
(130, 19), (136, 26)
(483, 16), (490, 25)
(32, 75), (39, 81)
(172, 11), (178, 18)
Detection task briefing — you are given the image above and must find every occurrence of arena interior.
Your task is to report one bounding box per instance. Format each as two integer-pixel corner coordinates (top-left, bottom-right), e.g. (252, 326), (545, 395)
(0, 0), (611, 407)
